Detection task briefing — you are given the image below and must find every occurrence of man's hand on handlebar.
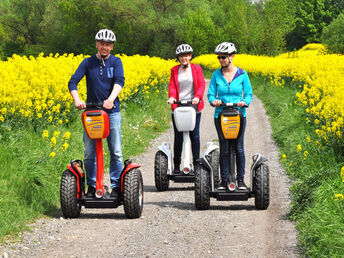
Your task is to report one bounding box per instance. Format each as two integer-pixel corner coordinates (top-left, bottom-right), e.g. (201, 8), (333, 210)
(75, 100), (86, 110)
(103, 98), (114, 109)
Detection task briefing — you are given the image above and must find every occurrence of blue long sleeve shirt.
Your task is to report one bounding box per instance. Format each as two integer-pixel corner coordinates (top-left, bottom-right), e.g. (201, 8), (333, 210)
(207, 68), (253, 118)
(68, 54), (125, 113)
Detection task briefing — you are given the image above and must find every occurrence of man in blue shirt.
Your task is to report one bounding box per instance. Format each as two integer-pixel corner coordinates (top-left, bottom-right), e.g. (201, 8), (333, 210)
(68, 29), (125, 199)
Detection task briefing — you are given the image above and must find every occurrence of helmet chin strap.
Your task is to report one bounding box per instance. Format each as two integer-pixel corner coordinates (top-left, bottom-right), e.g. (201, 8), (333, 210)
(221, 59), (231, 69)
(182, 64), (189, 68)
(98, 52), (107, 67)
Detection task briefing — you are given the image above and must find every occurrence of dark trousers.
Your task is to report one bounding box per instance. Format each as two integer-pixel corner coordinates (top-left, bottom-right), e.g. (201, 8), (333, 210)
(172, 112), (201, 168)
(214, 117), (246, 182)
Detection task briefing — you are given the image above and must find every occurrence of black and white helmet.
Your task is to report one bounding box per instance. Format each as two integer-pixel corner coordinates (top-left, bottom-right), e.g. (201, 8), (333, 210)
(95, 29), (116, 43)
(214, 42), (237, 55)
(176, 44), (193, 56)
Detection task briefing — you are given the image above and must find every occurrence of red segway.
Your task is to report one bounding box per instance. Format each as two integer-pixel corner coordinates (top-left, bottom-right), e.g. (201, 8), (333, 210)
(60, 103), (143, 219)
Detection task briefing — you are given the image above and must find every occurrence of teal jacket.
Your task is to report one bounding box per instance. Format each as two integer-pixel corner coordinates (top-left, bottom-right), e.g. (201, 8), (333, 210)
(207, 68), (253, 118)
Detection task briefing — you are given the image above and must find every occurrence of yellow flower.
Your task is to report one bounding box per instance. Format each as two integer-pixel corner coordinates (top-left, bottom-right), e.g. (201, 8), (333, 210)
(49, 152), (56, 158)
(334, 193), (344, 201)
(50, 136), (57, 147)
(61, 143), (69, 151)
(42, 130), (49, 139)
(63, 131), (71, 140)
(282, 154), (287, 160)
(297, 144), (302, 152)
(53, 131), (61, 138)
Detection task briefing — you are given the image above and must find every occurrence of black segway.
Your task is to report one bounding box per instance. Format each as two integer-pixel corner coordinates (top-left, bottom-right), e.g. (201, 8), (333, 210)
(194, 102), (269, 210)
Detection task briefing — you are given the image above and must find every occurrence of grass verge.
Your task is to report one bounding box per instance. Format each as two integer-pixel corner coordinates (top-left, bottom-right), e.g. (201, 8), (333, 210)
(251, 75), (344, 256)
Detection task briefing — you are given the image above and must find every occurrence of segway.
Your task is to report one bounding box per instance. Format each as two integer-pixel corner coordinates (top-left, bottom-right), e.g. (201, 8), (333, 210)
(194, 102), (269, 210)
(154, 100), (208, 191)
(60, 103), (143, 219)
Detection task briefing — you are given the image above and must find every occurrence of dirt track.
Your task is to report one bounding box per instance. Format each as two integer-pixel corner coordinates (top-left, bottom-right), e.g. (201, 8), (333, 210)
(2, 80), (298, 257)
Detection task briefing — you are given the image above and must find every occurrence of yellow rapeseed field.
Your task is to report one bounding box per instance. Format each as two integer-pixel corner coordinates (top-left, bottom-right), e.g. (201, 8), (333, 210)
(193, 44), (344, 145)
(0, 53), (177, 126)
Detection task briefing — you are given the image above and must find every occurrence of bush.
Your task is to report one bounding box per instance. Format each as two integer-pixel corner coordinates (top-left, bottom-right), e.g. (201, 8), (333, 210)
(321, 13), (344, 54)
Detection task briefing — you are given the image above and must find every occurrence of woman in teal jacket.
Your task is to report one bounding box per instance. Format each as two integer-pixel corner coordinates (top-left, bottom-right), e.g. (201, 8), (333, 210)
(207, 42), (253, 190)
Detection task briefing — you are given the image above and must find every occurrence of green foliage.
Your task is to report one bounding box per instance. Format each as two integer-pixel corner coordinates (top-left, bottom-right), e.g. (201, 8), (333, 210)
(179, 7), (218, 56)
(261, 0), (296, 55)
(287, 0), (344, 50)
(0, 0), (310, 58)
(321, 13), (344, 54)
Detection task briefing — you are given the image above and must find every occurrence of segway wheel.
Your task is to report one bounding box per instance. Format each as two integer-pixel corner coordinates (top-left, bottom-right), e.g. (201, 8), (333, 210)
(154, 151), (169, 191)
(209, 149), (220, 187)
(123, 168), (144, 219)
(254, 163), (270, 210)
(195, 164), (210, 210)
(60, 169), (81, 218)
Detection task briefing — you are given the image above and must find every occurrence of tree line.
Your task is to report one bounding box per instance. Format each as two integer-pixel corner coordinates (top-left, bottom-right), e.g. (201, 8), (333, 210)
(0, 0), (343, 59)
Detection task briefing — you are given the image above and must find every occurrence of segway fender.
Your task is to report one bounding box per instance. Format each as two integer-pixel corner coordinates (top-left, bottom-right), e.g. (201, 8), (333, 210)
(120, 160), (141, 192)
(250, 154), (268, 190)
(203, 142), (219, 156)
(157, 142), (172, 174)
(66, 159), (85, 198)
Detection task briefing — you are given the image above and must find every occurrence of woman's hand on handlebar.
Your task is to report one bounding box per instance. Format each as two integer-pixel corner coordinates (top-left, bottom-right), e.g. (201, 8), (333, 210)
(168, 97), (176, 105)
(192, 97), (200, 105)
(212, 99), (222, 107)
(237, 101), (247, 107)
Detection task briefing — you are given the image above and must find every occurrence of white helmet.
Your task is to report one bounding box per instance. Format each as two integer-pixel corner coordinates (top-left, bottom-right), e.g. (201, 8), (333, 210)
(214, 42), (237, 55)
(95, 29), (116, 43)
(176, 44), (193, 56)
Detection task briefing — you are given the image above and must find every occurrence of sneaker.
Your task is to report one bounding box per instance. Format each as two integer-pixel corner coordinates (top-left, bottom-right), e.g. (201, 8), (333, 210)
(110, 187), (121, 198)
(237, 180), (247, 190)
(217, 181), (227, 190)
(86, 186), (96, 197)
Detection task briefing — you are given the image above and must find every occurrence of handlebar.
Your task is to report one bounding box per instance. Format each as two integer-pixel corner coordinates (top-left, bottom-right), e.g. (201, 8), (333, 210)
(173, 100), (193, 106)
(210, 102), (248, 108)
(86, 102), (104, 110)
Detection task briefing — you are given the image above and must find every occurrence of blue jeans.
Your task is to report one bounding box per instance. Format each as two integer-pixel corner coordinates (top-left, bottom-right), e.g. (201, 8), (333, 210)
(172, 112), (201, 168)
(215, 117), (246, 182)
(84, 112), (123, 189)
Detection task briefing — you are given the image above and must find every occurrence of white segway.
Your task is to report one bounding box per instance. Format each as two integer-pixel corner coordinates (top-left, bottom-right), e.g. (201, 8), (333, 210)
(154, 100), (195, 191)
(154, 100), (220, 191)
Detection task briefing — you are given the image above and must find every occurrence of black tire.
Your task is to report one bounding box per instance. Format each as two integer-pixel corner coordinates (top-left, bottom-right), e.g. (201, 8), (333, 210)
(254, 163), (270, 210)
(60, 169), (81, 218)
(123, 168), (144, 219)
(154, 151), (169, 191)
(195, 164), (210, 210)
(209, 149), (220, 187)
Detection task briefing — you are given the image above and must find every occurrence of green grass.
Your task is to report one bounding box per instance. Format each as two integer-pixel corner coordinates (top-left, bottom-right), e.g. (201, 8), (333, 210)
(0, 86), (170, 241)
(251, 75), (344, 257)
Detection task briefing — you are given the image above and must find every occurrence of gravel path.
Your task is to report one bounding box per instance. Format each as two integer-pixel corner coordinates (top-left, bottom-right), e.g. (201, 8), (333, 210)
(1, 81), (298, 257)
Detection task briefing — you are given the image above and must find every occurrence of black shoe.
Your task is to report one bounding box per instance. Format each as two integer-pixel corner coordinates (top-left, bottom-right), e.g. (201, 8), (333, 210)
(237, 180), (247, 190)
(86, 186), (96, 197)
(110, 187), (121, 198)
(217, 181), (227, 190)
(173, 167), (180, 174)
